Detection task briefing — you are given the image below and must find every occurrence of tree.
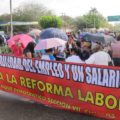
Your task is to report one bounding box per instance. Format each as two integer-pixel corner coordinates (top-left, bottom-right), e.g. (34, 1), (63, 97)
(74, 16), (87, 30)
(0, 14), (10, 22)
(13, 2), (53, 21)
(39, 16), (62, 29)
(113, 24), (120, 32)
(0, 2), (53, 32)
(74, 8), (110, 31)
(0, 2), (53, 22)
(84, 8), (108, 28)
(60, 15), (75, 30)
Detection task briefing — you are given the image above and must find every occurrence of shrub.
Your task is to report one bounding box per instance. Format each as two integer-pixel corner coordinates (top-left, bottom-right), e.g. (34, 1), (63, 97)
(39, 16), (62, 29)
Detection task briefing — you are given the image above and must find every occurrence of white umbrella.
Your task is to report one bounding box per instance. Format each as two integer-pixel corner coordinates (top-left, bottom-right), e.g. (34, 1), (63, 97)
(34, 38), (67, 50)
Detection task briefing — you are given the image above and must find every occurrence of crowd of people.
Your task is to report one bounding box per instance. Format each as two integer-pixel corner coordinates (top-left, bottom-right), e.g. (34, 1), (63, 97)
(44, 33), (114, 66)
(0, 30), (120, 67)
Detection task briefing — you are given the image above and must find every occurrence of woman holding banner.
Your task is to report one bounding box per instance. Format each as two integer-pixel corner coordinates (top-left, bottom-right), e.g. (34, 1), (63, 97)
(23, 42), (36, 58)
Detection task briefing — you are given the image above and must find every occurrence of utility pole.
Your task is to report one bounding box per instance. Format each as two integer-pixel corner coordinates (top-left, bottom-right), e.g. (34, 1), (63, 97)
(91, 7), (96, 29)
(93, 9), (96, 28)
(85, 19), (87, 31)
(61, 12), (66, 32)
(10, 0), (13, 37)
(93, 15), (95, 28)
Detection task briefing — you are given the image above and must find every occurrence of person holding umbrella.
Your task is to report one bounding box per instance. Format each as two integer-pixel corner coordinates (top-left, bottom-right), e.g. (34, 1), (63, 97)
(34, 38), (67, 60)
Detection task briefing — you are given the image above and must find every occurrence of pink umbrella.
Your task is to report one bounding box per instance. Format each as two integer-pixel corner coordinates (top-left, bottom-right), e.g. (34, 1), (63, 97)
(7, 34), (34, 48)
(7, 34), (34, 57)
(34, 38), (67, 50)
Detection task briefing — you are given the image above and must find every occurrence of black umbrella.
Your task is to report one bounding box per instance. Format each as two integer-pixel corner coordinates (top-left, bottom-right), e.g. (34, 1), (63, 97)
(82, 33), (105, 44)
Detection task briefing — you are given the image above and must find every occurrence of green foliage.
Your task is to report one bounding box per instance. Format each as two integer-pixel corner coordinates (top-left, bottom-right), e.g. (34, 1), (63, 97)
(0, 14), (10, 22)
(74, 16), (87, 30)
(60, 15), (75, 28)
(0, 44), (11, 54)
(13, 3), (53, 21)
(0, 2), (53, 32)
(0, 5), (112, 32)
(114, 24), (120, 32)
(74, 8), (110, 31)
(39, 16), (62, 29)
(0, 3), (52, 22)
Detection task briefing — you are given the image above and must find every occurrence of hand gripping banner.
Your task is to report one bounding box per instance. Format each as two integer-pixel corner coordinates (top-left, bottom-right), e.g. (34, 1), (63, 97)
(0, 54), (120, 120)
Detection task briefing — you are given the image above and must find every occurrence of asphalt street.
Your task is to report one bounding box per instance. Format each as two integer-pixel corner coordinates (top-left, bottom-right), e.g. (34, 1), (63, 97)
(0, 91), (103, 120)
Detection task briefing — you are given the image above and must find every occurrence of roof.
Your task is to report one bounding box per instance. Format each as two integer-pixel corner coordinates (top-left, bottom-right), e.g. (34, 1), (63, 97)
(0, 21), (38, 26)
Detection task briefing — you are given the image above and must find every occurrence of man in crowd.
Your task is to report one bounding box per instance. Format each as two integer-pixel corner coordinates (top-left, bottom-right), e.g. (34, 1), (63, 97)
(85, 42), (113, 66)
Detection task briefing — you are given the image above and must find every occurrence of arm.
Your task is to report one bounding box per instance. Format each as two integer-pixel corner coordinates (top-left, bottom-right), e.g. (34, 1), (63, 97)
(26, 52), (33, 58)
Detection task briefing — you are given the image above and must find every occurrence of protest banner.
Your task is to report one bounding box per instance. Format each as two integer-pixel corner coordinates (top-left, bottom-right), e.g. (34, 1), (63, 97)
(0, 54), (119, 120)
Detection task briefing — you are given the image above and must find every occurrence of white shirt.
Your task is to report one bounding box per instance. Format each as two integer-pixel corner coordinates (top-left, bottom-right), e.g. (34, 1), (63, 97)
(41, 55), (50, 60)
(65, 55), (84, 63)
(85, 51), (112, 66)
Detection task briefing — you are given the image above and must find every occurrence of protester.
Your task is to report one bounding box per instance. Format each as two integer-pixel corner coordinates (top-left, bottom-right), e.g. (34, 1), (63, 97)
(0, 35), (4, 45)
(80, 41), (91, 61)
(23, 42), (36, 58)
(110, 35), (120, 66)
(65, 47), (84, 63)
(1, 30), (119, 67)
(54, 46), (66, 61)
(11, 42), (24, 57)
(41, 48), (56, 60)
(65, 34), (77, 58)
(34, 51), (42, 58)
(85, 42), (113, 66)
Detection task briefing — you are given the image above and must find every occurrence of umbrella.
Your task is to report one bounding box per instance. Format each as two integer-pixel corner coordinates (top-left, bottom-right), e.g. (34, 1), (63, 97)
(7, 34), (34, 56)
(34, 38), (67, 50)
(29, 29), (41, 38)
(103, 35), (117, 45)
(7, 34), (34, 48)
(81, 33), (105, 44)
(40, 28), (68, 41)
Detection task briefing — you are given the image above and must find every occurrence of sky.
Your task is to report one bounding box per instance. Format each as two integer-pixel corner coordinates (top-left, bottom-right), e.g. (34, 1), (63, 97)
(0, 0), (120, 18)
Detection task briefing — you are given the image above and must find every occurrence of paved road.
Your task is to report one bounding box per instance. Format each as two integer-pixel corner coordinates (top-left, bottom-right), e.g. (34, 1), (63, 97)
(0, 91), (103, 120)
